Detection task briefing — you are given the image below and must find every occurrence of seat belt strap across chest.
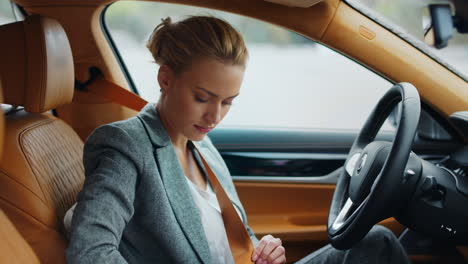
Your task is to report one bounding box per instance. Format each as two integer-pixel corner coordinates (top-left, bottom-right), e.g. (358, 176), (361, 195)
(194, 146), (254, 263)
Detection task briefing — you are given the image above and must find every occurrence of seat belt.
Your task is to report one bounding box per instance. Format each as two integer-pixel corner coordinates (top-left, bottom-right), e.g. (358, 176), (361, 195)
(193, 145), (254, 263)
(75, 67), (148, 112)
(76, 70), (254, 263)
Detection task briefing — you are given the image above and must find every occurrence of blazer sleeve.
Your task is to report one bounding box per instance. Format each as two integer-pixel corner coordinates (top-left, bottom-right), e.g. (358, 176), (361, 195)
(66, 124), (143, 264)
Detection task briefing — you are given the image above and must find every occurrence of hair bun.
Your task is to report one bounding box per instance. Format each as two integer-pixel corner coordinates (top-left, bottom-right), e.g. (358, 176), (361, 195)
(147, 16), (248, 74)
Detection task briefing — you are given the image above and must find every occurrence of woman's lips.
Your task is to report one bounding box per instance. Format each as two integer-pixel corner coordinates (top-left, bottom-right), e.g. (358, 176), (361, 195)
(194, 125), (213, 134)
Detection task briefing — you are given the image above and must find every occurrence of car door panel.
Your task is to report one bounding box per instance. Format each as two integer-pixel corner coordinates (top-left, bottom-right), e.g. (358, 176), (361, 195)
(235, 175), (406, 261)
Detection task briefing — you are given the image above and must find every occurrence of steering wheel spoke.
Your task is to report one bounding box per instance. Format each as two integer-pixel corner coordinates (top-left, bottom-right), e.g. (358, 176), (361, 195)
(331, 198), (354, 231)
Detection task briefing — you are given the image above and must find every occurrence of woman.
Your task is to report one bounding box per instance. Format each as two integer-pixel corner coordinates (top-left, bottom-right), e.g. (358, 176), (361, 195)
(66, 16), (410, 264)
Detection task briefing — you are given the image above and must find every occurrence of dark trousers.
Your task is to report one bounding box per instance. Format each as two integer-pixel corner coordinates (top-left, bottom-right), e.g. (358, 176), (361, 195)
(296, 225), (411, 264)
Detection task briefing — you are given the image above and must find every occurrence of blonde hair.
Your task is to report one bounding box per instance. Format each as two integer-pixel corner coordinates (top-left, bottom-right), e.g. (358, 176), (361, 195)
(146, 16), (248, 75)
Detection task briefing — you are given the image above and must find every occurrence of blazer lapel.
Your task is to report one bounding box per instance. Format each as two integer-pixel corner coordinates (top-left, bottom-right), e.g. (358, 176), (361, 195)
(137, 104), (211, 263)
(155, 146), (212, 264)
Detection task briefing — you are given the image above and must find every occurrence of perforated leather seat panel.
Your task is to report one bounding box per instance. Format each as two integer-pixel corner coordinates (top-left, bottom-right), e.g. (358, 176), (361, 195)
(0, 111), (84, 263)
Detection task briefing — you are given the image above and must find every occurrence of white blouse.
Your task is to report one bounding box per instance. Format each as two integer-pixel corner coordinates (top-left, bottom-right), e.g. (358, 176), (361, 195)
(185, 177), (242, 264)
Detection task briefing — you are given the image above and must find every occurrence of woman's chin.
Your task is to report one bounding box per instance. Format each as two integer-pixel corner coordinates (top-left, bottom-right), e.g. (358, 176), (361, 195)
(188, 133), (206, 142)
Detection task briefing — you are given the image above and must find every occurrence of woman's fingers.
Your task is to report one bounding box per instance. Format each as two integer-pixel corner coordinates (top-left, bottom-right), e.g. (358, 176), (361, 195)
(260, 237), (281, 260)
(252, 235), (285, 264)
(267, 245), (286, 264)
(252, 235), (272, 262)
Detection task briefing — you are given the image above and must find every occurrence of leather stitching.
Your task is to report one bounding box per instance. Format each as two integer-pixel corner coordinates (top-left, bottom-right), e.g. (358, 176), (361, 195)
(0, 198), (57, 229)
(19, 118), (84, 221)
(0, 170), (48, 207)
(18, 118), (56, 207)
(319, 0), (341, 41)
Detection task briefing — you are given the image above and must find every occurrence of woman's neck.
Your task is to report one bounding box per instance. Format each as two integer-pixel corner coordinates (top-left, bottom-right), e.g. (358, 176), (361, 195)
(156, 103), (188, 152)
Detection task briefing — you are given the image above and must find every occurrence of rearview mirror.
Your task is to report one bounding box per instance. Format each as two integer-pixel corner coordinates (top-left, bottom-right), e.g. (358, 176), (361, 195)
(424, 4), (454, 49)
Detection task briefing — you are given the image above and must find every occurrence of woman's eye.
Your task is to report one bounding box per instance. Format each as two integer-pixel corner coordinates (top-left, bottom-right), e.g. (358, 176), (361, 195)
(222, 101), (232, 106)
(195, 96), (208, 103)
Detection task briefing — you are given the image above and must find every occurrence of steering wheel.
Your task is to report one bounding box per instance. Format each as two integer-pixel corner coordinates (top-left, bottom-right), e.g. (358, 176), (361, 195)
(327, 82), (421, 250)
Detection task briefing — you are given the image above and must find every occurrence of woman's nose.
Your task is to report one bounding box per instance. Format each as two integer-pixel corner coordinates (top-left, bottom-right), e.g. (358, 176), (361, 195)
(204, 104), (221, 125)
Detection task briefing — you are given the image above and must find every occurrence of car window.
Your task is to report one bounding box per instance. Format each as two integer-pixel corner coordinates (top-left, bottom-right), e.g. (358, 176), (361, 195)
(0, 1), (15, 25)
(103, 1), (395, 131)
(347, 0), (468, 80)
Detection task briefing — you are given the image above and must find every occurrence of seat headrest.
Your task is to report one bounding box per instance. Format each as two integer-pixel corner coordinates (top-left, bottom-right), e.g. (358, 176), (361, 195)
(0, 15), (74, 113)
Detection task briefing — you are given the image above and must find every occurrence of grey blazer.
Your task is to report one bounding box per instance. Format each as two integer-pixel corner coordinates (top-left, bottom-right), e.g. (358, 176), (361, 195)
(66, 103), (258, 264)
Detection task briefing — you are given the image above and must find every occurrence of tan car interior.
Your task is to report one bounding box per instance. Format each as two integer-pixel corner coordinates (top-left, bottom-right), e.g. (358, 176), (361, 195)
(0, 0), (466, 263)
(0, 15), (84, 263)
(0, 78), (38, 263)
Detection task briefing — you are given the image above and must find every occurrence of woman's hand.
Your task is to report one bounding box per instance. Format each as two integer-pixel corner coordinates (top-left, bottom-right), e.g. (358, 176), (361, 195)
(251, 235), (286, 264)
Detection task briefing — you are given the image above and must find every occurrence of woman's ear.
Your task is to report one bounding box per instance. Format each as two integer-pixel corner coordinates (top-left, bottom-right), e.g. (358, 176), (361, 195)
(157, 65), (174, 91)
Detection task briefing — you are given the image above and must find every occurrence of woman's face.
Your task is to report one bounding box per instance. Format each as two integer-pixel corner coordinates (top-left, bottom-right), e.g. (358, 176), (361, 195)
(158, 58), (245, 142)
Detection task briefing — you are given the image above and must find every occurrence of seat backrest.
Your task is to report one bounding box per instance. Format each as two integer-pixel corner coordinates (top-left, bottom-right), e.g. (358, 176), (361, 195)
(0, 209), (40, 264)
(0, 15), (84, 264)
(0, 78), (40, 263)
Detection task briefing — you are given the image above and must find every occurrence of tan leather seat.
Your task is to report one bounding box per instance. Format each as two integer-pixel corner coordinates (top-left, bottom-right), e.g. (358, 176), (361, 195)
(0, 15), (84, 263)
(0, 210), (40, 263)
(0, 77), (40, 263)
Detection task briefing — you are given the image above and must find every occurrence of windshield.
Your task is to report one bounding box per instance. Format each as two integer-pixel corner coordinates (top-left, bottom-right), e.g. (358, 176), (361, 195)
(347, 0), (468, 80)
